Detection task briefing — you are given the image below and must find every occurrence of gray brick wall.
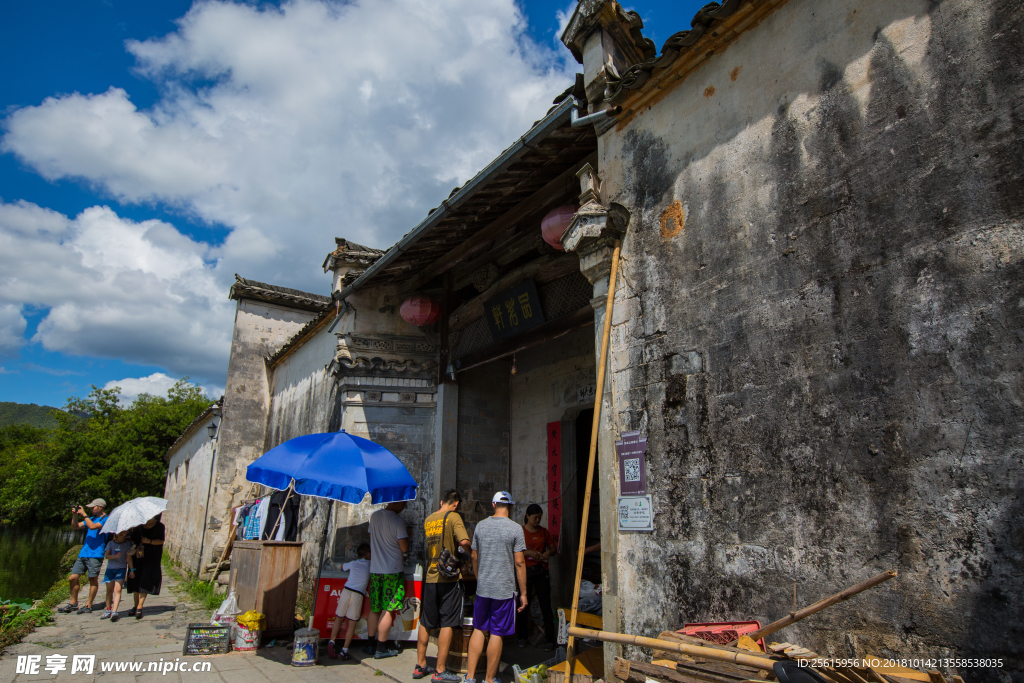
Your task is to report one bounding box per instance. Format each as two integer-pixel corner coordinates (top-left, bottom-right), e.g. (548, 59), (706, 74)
(456, 362), (510, 524)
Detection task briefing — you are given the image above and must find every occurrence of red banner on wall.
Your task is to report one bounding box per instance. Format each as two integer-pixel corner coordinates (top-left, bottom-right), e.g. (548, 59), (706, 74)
(546, 421), (562, 543)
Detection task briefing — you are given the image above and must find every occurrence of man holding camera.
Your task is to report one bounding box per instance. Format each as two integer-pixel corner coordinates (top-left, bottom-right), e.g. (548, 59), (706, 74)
(59, 499), (109, 614)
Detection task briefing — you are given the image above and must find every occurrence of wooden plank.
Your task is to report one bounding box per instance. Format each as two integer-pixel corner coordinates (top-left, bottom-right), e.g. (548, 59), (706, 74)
(400, 152), (596, 293)
(927, 671), (947, 683)
(861, 657), (931, 682)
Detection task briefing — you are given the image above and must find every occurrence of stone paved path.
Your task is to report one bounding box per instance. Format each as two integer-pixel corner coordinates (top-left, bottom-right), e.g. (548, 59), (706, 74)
(0, 576), (552, 683)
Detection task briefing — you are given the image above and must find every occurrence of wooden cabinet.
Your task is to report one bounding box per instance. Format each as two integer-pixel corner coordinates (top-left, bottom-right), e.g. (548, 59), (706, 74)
(229, 540), (302, 638)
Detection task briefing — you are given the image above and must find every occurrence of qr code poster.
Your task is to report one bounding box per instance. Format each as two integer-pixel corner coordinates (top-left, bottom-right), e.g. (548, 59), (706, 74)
(616, 430), (647, 494)
(623, 458), (641, 482)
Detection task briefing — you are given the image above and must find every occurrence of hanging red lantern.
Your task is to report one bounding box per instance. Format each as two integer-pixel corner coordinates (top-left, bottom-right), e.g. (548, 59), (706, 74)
(400, 294), (441, 326)
(541, 205), (578, 250)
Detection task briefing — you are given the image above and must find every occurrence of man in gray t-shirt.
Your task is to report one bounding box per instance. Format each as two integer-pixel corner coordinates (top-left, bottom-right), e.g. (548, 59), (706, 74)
(467, 492), (526, 683)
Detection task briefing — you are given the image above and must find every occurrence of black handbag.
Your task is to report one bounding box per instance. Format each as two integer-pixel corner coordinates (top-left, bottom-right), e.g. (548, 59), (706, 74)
(436, 512), (462, 579)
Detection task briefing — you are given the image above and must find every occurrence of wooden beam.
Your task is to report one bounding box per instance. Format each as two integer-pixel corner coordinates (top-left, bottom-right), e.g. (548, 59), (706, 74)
(400, 152), (596, 294)
(452, 305), (593, 373)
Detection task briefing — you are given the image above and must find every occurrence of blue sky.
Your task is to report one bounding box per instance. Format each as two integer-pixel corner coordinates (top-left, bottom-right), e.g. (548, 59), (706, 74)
(0, 0), (705, 409)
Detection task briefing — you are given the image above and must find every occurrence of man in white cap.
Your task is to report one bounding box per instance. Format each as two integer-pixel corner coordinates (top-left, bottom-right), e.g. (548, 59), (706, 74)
(59, 499), (109, 614)
(465, 492), (527, 683)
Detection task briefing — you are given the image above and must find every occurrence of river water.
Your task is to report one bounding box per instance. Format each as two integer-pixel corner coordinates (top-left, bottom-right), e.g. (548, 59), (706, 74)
(0, 525), (84, 601)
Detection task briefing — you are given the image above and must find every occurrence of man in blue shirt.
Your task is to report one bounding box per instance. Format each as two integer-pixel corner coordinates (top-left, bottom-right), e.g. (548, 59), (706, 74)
(58, 499), (109, 614)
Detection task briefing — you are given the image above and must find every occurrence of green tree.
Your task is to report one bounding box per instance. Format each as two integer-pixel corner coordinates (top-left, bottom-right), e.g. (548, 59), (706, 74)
(0, 378), (213, 524)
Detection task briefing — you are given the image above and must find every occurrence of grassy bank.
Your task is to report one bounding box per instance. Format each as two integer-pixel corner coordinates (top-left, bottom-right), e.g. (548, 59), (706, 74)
(0, 544), (78, 650)
(0, 578), (70, 649)
(161, 554), (223, 611)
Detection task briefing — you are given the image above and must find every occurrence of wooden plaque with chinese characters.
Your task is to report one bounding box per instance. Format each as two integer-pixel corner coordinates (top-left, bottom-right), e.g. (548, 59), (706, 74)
(483, 279), (546, 342)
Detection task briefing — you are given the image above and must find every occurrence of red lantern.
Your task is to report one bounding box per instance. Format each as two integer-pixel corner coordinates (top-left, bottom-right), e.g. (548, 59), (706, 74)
(541, 205), (578, 250)
(400, 294), (441, 326)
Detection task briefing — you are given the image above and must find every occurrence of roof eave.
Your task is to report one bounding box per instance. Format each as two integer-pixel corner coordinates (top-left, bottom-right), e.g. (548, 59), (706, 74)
(337, 97), (575, 301)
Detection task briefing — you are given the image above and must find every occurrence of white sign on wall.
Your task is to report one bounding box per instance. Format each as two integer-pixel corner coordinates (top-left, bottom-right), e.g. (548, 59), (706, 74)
(617, 494), (653, 531)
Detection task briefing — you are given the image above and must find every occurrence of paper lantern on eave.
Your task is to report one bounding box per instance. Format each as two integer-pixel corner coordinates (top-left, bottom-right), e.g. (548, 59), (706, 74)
(541, 205), (578, 250)
(400, 295), (441, 326)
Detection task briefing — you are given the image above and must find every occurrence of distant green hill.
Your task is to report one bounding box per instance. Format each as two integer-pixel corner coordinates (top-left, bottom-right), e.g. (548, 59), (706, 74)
(0, 402), (61, 429)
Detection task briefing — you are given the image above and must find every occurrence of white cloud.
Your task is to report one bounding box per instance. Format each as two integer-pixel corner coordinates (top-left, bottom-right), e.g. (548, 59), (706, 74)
(104, 372), (224, 404)
(0, 201), (232, 378)
(2, 0), (575, 295)
(0, 367), (17, 375)
(0, 304), (27, 355)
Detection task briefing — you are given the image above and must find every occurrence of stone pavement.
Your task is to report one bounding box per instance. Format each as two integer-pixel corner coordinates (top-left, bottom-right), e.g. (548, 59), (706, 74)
(0, 576), (553, 683)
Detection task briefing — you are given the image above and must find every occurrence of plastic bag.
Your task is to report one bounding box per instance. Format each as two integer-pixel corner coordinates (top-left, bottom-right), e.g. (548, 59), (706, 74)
(238, 610), (267, 631)
(211, 590), (240, 625)
(577, 581), (602, 615)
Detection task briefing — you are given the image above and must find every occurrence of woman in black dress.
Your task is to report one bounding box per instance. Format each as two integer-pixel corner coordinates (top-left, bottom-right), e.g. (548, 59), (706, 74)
(125, 515), (164, 619)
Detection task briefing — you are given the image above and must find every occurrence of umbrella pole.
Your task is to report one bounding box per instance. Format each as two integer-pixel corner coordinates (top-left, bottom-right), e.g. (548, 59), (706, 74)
(309, 499), (334, 631)
(267, 482), (294, 541)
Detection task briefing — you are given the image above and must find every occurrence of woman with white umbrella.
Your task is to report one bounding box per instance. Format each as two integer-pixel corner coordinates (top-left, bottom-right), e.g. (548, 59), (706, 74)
(125, 515), (165, 619)
(102, 497), (167, 620)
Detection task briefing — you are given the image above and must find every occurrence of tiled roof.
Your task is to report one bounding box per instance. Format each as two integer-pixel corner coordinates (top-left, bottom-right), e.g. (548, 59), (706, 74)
(322, 238), (386, 271)
(266, 305), (337, 368)
(599, 0), (749, 103)
(165, 398), (222, 461)
(229, 274), (331, 312)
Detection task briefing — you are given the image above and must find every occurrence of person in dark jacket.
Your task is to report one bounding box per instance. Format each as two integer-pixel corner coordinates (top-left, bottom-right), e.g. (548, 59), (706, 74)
(125, 515), (164, 619)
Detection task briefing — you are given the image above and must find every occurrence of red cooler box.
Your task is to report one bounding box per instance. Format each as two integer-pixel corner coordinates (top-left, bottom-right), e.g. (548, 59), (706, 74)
(313, 559), (422, 641)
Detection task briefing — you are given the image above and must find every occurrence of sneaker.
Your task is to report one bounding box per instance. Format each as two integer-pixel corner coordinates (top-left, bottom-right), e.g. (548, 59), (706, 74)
(373, 647), (400, 660)
(433, 670), (462, 682)
(77, 606), (92, 614)
(127, 607), (137, 617)
(361, 643), (376, 655)
(339, 650), (352, 661)
(517, 638), (527, 648)
(542, 642), (556, 652)
(58, 603), (78, 613)
(327, 641), (338, 660)
(100, 610), (112, 619)
(111, 613), (120, 622)
(413, 665), (435, 679)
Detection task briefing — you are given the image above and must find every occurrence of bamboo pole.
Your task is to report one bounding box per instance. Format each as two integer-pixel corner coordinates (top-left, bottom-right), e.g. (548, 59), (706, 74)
(731, 570), (897, 644)
(266, 481), (294, 541)
(567, 240), (621, 671)
(567, 626), (776, 671)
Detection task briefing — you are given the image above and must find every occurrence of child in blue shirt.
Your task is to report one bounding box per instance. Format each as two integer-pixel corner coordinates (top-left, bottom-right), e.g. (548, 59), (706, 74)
(102, 531), (133, 621)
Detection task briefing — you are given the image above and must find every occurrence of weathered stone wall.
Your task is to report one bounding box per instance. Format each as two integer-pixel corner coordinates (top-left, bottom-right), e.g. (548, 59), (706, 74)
(598, 0), (1023, 676)
(199, 299), (319, 574)
(163, 418), (216, 574)
(264, 324), (341, 596)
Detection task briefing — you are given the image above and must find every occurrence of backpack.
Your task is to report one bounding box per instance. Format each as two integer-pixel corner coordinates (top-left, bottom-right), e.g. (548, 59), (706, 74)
(436, 512), (462, 580)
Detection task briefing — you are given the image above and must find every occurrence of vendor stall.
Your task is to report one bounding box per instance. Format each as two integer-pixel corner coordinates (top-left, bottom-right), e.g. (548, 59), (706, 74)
(312, 559), (423, 640)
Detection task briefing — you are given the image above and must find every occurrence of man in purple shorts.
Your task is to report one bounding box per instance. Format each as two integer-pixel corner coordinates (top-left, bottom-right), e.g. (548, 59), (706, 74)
(466, 491), (527, 683)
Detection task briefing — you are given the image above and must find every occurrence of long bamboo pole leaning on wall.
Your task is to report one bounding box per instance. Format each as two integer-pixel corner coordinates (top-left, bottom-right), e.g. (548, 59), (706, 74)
(728, 570), (897, 645)
(566, 239), (622, 673)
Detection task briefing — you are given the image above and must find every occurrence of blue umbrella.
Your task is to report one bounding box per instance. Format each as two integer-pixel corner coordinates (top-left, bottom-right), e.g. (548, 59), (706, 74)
(246, 430), (418, 504)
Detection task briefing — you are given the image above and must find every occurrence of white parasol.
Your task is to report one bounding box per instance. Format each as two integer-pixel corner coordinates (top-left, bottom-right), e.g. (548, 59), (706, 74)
(100, 496), (167, 534)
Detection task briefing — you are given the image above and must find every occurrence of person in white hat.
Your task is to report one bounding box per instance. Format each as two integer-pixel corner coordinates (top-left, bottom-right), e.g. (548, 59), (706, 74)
(59, 499), (108, 614)
(465, 491), (527, 683)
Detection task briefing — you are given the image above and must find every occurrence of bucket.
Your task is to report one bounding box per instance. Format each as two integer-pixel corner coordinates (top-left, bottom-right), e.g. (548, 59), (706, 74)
(291, 628), (319, 666)
(234, 622), (259, 652)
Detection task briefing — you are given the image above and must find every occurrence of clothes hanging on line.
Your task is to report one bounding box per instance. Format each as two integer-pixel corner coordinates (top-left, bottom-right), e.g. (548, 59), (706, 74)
(261, 489), (300, 542)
